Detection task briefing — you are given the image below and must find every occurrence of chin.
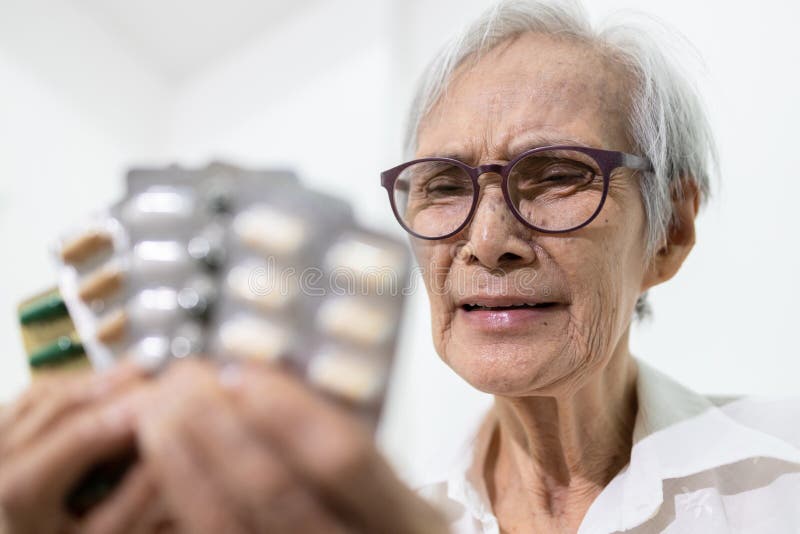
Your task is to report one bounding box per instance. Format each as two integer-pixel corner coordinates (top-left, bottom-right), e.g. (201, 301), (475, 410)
(442, 339), (562, 396)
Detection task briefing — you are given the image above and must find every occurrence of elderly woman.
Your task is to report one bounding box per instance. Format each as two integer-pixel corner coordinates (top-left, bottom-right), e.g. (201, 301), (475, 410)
(2, 1), (799, 533)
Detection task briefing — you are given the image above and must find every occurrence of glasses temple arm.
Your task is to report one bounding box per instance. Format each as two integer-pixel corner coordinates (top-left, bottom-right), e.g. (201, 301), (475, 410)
(621, 152), (654, 173)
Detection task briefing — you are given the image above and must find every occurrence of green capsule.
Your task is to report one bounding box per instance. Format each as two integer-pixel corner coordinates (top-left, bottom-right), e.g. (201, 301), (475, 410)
(19, 294), (69, 325)
(29, 336), (85, 367)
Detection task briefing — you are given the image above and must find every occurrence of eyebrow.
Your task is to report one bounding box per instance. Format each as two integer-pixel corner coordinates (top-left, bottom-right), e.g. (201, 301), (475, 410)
(418, 134), (597, 163)
(508, 135), (593, 156)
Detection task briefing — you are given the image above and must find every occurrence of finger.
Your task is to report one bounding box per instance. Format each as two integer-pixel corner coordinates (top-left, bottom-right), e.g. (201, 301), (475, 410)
(0, 377), (52, 432)
(150, 517), (180, 534)
(135, 366), (248, 534)
(151, 518), (181, 534)
(90, 477), (178, 534)
(4, 369), (80, 416)
(125, 493), (176, 534)
(258, 482), (357, 534)
(171, 363), (357, 534)
(80, 463), (154, 534)
(3, 362), (144, 426)
(226, 363), (373, 488)
(1, 380), (91, 459)
(1, 364), (143, 460)
(226, 363), (434, 533)
(0, 371), (87, 450)
(1, 394), (138, 509)
(0, 373), (135, 534)
(171, 363), (302, 531)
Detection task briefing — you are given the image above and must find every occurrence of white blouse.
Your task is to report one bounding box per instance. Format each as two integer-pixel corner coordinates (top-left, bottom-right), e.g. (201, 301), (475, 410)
(415, 359), (800, 533)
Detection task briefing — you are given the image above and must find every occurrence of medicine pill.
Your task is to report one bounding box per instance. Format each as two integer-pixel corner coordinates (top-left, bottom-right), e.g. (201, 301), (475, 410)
(316, 297), (393, 347)
(233, 205), (307, 257)
(307, 345), (384, 404)
(226, 260), (297, 311)
(218, 315), (291, 362)
(78, 267), (125, 302)
(61, 231), (114, 265)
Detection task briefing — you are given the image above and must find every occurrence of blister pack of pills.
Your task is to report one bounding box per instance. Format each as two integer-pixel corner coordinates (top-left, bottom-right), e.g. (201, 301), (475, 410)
(52, 162), (410, 422)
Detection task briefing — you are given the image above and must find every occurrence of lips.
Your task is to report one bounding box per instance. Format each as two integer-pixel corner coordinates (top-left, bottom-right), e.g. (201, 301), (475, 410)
(455, 295), (564, 332)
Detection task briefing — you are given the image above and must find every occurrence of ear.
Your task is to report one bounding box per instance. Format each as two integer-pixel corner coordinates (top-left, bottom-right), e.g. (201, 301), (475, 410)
(641, 178), (700, 292)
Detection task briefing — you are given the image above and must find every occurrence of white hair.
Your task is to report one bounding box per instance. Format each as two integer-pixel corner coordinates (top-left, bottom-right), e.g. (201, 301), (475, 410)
(404, 0), (718, 318)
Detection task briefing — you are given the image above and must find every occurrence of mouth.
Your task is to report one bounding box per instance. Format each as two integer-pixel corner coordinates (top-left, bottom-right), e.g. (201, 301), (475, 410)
(461, 302), (559, 312)
(455, 296), (564, 331)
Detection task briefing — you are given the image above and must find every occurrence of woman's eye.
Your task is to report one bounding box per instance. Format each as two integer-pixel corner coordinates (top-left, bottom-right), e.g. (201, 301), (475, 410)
(540, 164), (592, 182)
(542, 170), (586, 182)
(429, 183), (462, 193)
(426, 176), (469, 194)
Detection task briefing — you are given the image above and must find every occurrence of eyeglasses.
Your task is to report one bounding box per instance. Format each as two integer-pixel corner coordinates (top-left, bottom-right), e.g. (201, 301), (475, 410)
(380, 145), (653, 240)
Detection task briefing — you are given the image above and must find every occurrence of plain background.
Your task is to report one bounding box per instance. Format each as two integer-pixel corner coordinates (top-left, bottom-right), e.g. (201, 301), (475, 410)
(0, 0), (798, 483)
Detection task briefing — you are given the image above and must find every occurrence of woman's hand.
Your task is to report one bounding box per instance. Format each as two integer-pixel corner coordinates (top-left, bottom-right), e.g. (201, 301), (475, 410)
(0, 366), (175, 534)
(135, 359), (449, 534)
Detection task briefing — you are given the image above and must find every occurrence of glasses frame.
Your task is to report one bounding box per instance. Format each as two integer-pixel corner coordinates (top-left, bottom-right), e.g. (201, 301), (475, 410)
(380, 145), (653, 240)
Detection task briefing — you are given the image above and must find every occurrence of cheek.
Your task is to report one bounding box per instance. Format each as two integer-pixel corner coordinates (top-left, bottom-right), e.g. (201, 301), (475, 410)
(564, 258), (620, 356)
(557, 193), (647, 342)
(413, 240), (449, 296)
(413, 241), (455, 347)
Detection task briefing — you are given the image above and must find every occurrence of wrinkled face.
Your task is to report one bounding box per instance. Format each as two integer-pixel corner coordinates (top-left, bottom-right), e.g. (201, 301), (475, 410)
(413, 33), (652, 397)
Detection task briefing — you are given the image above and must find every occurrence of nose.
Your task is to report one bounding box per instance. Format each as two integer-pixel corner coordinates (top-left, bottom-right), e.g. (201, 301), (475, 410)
(460, 177), (537, 270)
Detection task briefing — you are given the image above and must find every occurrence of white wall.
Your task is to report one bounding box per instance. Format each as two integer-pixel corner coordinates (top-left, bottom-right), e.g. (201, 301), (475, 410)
(600, 0), (800, 397)
(0, 0), (171, 403)
(1, 0), (798, 483)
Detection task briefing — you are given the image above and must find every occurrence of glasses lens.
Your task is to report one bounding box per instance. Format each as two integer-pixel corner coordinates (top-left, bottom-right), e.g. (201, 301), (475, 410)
(507, 149), (604, 232)
(392, 160), (474, 238)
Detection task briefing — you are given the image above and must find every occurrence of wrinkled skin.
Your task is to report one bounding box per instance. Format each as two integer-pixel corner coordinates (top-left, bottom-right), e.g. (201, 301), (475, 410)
(413, 32), (694, 398)
(0, 31), (698, 534)
(410, 32), (699, 532)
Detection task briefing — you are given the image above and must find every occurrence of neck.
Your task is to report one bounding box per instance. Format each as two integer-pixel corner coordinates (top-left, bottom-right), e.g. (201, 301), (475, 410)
(481, 341), (639, 532)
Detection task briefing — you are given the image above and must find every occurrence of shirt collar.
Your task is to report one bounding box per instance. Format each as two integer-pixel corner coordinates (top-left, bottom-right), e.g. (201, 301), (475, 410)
(422, 357), (800, 534)
(580, 358), (800, 534)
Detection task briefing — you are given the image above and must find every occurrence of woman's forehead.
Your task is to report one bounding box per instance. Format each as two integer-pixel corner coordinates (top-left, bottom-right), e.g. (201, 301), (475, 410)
(416, 33), (633, 161)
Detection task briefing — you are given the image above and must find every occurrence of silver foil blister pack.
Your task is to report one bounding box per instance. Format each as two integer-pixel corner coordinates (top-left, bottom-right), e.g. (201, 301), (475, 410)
(54, 162), (410, 421)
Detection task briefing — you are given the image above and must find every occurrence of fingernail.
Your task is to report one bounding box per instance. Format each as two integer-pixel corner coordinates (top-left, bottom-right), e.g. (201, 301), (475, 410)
(218, 362), (243, 390)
